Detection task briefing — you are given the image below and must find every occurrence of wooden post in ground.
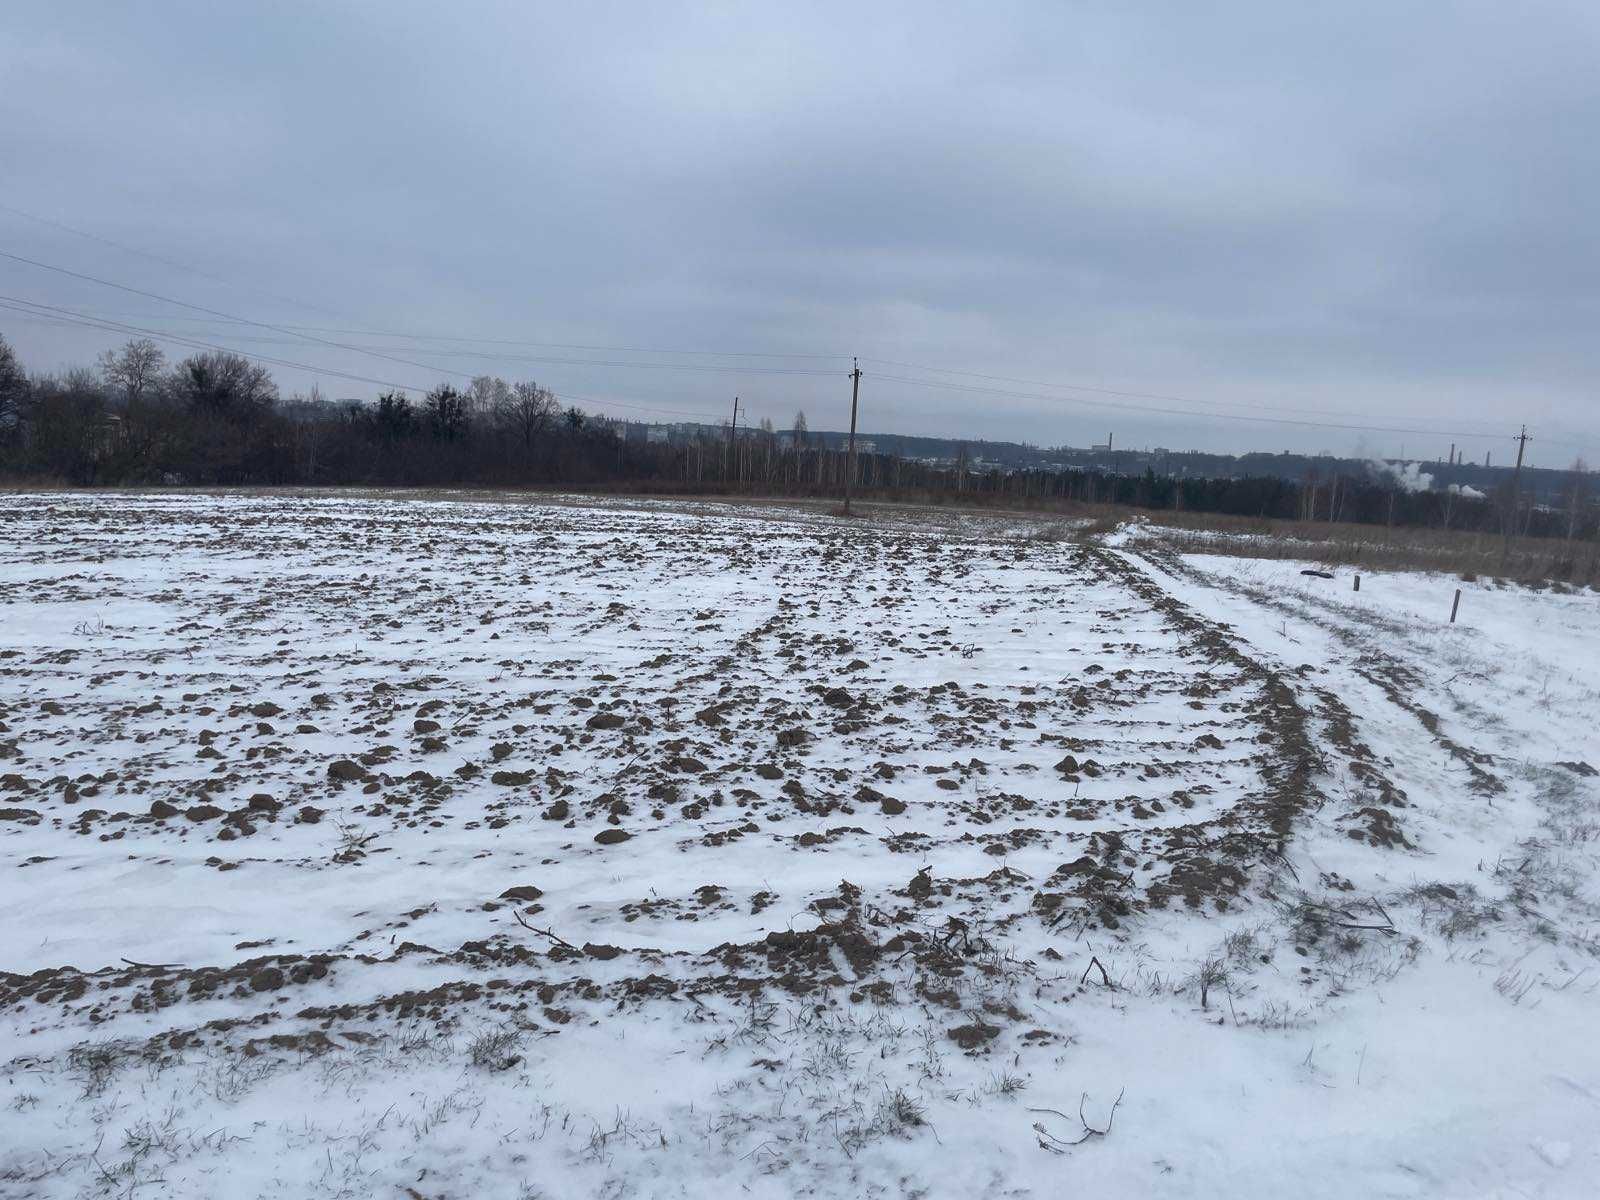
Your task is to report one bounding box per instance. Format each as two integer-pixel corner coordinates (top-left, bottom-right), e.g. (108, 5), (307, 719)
(1501, 425), (1531, 568)
(842, 358), (861, 516)
(1450, 588), (1461, 623)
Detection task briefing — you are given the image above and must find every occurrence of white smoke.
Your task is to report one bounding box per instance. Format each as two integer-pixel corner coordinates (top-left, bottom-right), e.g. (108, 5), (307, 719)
(1368, 459), (1435, 493)
(1448, 483), (1485, 499)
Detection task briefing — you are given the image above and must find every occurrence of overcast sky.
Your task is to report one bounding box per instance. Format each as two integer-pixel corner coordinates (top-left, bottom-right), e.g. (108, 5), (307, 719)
(3, 2), (1597, 463)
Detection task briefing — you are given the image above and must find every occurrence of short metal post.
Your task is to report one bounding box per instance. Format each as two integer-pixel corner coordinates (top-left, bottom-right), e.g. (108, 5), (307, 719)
(1449, 588), (1461, 623)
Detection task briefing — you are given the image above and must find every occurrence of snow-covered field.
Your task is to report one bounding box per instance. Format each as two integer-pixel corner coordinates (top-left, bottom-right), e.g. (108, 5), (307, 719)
(2, 491), (1598, 1199)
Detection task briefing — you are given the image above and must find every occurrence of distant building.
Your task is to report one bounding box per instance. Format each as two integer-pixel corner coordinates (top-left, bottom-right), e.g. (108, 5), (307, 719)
(646, 426), (669, 444)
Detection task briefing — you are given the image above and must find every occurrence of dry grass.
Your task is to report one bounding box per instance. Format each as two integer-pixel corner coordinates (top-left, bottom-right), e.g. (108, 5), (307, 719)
(1132, 510), (1600, 588)
(0, 471), (75, 491)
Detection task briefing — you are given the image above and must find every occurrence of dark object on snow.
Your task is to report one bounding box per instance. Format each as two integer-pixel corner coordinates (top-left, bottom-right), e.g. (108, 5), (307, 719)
(1300, 569), (1335, 579)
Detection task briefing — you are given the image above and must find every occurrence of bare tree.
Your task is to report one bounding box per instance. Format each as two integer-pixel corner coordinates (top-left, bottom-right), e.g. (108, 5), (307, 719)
(497, 380), (558, 449)
(1439, 485), (1458, 530)
(792, 410), (809, 446)
(97, 339), (166, 403)
(1566, 458), (1591, 540)
(171, 352), (277, 419)
(467, 375), (512, 418)
(22, 367), (109, 479)
(0, 332), (25, 442)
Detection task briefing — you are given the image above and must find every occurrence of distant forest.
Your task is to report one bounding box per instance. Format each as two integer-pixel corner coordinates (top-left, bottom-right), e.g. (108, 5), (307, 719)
(1, 333), (1595, 545)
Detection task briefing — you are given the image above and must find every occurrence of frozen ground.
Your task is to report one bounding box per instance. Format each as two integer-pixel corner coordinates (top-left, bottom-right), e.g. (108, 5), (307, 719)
(1, 491), (1598, 1199)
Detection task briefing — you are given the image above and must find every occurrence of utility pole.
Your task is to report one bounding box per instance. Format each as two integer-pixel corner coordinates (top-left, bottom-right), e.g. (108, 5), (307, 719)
(727, 396), (739, 484)
(842, 358), (861, 516)
(1501, 425), (1532, 566)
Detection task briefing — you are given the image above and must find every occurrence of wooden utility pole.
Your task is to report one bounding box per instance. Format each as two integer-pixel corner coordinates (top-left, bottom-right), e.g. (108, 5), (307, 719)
(727, 396), (739, 483)
(1501, 425), (1531, 566)
(842, 358), (861, 516)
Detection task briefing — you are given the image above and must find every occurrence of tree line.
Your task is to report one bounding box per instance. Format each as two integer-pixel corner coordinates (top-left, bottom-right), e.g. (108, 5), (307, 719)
(0, 332), (1593, 547)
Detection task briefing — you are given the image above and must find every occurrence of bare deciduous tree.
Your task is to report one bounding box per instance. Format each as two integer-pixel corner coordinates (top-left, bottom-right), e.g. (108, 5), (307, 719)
(1566, 458), (1590, 540)
(171, 352), (277, 419)
(1439, 484), (1458, 530)
(497, 380), (558, 449)
(0, 333), (26, 442)
(467, 375), (512, 418)
(97, 339), (166, 403)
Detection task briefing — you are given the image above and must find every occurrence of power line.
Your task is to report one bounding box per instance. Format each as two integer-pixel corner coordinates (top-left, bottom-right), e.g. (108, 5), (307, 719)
(1, 204), (849, 362)
(175, 323), (849, 361)
(548, 392), (730, 420)
(0, 200), (343, 316)
(864, 370), (1520, 443)
(11, 324), (843, 376)
(864, 355), (1215, 407)
(0, 205), (841, 358)
(0, 247), (483, 382)
(5, 209), (1586, 451)
(10, 295), (1596, 457)
(3, 238), (1587, 452)
(862, 355), (1506, 435)
(0, 296), (737, 421)
(0, 250), (848, 385)
(0, 307), (849, 362)
(0, 297), (434, 393)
